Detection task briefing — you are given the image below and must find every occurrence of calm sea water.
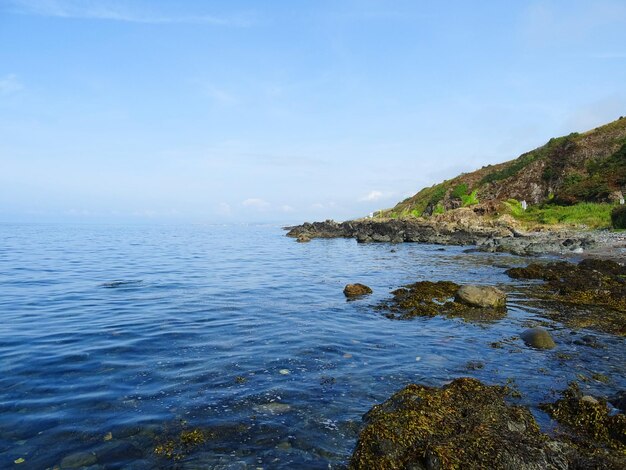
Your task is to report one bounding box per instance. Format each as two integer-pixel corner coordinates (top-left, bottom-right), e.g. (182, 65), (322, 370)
(1, 223), (624, 469)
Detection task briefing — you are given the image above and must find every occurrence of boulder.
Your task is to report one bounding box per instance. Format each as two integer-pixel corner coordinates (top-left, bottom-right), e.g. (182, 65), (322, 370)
(521, 327), (556, 349)
(296, 234), (311, 243)
(455, 285), (506, 308)
(343, 283), (373, 298)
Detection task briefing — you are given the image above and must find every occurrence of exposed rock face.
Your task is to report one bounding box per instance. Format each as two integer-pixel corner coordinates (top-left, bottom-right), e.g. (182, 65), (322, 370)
(521, 327), (556, 349)
(455, 285), (506, 308)
(343, 283), (373, 298)
(507, 259), (626, 335)
(350, 378), (571, 470)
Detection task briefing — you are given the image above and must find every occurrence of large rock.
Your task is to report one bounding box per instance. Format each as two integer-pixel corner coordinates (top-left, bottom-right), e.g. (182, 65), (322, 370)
(521, 327), (556, 349)
(350, 378), (572, 469)
(343, 283), (373, 298)
(455, 285), (506, 308)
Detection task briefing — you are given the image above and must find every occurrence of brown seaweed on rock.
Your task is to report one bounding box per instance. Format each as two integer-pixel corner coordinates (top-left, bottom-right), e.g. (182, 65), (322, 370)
(350, 378), (570, 470)
(506, 259), (626, 335)
(350, 378), (626, 470)
(378, 281), (506, 322)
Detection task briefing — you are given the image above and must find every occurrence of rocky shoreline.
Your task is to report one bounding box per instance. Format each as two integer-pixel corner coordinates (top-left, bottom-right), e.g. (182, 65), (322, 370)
(285, 209), (626, 260)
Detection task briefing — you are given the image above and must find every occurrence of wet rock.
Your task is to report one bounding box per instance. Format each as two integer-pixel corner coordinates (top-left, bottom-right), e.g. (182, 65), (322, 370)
(154, 428), (208, 461)
(540, 383), (625, 467)
(521, 327), (556, 349)
(507, 259), (626, 336)
(60, 451), (97, 468)
(608, 391), (626, 413)
(454, 285), (506, 308)
(350, 378), (571, 469)
(343, 283), (373, 298)
(252, 402), (291, 414)
(296, 234), (311, 243)
(378, 281), (506, 322)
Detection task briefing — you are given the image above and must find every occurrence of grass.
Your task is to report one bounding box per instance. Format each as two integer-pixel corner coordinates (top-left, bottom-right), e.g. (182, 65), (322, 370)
(503, 200), (616, 229)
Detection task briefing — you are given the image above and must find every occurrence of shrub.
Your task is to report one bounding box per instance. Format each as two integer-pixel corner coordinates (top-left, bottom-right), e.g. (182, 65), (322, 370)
(451, 183), (468, 199)
(611, 206), (626, 229)
(461, 189), (479, 207)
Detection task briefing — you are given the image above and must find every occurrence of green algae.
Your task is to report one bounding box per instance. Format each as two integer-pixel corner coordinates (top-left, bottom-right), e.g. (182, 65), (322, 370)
(507, 259), (626, 335)
(350, 378), (555, 470)
(379, 281), (506, 322)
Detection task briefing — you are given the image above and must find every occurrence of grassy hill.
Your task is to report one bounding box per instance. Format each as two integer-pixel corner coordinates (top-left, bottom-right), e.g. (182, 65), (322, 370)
(385, 117), (626, 224)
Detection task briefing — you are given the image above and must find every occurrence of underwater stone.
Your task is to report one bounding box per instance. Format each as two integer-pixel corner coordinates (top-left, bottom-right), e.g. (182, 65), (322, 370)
(521, 327), (556, 349)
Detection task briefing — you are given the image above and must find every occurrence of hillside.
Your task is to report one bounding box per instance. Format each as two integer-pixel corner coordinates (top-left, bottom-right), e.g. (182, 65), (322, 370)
(386, 117), (626, 218)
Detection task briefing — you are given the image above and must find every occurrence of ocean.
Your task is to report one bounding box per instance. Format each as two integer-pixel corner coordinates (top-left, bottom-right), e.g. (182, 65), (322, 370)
(1, 223), (624, 468)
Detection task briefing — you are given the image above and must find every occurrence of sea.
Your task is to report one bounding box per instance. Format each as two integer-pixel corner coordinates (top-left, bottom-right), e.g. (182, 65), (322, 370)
(0, 223), (624, 469)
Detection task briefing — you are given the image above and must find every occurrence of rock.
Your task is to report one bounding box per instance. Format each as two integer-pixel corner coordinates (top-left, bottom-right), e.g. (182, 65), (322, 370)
(608, 391), (626, 413)
(252, 402), (291, 414)
(521, 327), (556, 349)
(581, 395), (599, 405)
(350, 378), (572, 469)
(454, 285), (506, 308)
(296, 234), (311, 243)
(60, 451), (97, 469)
(343, 283), (373, 298)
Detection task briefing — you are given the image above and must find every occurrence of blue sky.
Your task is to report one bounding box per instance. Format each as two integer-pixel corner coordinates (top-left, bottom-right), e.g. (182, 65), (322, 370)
(1, 0), (625, 223)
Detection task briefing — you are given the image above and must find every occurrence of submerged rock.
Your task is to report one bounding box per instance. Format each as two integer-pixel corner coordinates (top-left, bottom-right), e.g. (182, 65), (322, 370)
(350, 378), (570, 469)
(378, 280), (506, 321)
(506, 259), (626, 336)
(521, 327), (556, 349)
(59, 451), (98, 468)
(455, 285), (506, 308)
(344, 283), (373, 298)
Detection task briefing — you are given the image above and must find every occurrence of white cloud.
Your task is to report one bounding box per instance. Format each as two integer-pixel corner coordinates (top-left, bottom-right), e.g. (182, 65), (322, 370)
(311, 202), (325, 210)
(5, 0), (253, 26)
(242, 198), (270, 209)
(280, 204), (295, 212)
(359, 190), (384, 202)
(0, 74), (24, 95)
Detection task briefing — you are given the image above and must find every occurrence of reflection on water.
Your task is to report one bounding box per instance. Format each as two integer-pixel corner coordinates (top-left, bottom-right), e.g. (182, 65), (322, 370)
(0, 224), (623, 468)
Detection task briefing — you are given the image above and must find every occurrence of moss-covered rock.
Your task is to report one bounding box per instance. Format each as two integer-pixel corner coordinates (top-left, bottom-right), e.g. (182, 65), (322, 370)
(378, 281), (506, 321)
(350, 378), (569, 469)
(506, 259), (626, 335)
(455, 285), (506, 308)
(520, 327), (556, 349)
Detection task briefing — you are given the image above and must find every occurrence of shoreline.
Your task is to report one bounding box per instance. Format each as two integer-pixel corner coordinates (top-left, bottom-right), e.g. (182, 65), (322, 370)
(285, 215), (626, 262)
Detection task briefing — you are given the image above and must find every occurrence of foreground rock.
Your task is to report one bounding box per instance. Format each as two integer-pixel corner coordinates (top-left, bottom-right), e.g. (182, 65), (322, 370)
(455, 285), (506, 308)
(284, 209), (602, 257)
(351, 378), (625, 470)
(507, 259), (626, 335)
(344, 283), (373, 298)
(521, 327), (556, 349)
(351, 378), (568, 469)
(378, 281), (506, 321)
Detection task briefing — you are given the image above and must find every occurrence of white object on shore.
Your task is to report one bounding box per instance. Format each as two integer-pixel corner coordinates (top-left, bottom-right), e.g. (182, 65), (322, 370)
(521, 200), (527, 211)
(620, 197), (625, 205)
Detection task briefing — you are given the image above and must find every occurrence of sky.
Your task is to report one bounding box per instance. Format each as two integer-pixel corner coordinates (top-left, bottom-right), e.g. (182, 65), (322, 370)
(1, 0), (625, 223)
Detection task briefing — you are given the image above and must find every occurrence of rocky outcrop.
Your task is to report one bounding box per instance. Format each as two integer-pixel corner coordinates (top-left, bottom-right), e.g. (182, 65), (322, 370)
(507, 259), (626, 335)
(350, 378), (625, 470)
(377, 280), (507, 322)
(351, 378), (571, 469)
(286, 210), (600, 257)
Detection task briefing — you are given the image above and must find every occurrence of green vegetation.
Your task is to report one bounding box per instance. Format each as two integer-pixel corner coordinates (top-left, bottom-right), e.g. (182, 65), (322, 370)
(461, 189), (479, 207)
(611, 205), (626, 229)
(504, 200), (615, 229)
(451, 183), (468, 199)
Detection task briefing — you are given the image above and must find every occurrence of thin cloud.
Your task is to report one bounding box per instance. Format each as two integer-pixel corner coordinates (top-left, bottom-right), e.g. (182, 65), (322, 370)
(359, 190), (385, 202)
(242, 198), (270, 209)
(0, 74), (24, 95)
(5, 0), (253, 26)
